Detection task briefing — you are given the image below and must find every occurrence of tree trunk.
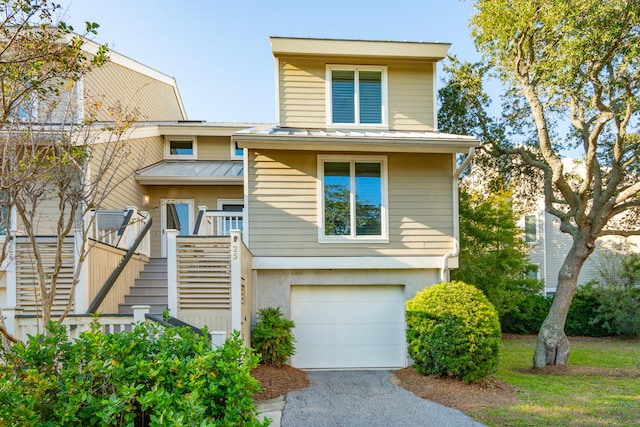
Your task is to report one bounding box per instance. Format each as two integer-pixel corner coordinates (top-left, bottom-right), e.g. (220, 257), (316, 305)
(533, 235), (593, 368)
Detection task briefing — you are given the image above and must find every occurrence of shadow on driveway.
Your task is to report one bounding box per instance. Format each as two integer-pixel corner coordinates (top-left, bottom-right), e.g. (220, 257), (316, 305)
(281, 370), (486, 427)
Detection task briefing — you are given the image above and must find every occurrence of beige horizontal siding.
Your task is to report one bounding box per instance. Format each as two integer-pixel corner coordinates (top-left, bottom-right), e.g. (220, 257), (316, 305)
(96, 135), (164, 211)
(278, 59), (326, 128)
(196, 136), (235, 160)
(247, 150), (454, 257)
(84, 61), (184, 122)
(277, 57), (436, 131)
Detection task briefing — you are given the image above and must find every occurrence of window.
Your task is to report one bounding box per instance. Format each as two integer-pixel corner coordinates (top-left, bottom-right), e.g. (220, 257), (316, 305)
(319, 155), (388, 241)
(524, 214), (538, 243)
(165, 137), (196, 159)
(231, 140), (243, 159)
(327, 65), (387, 127)
(0, 204), (7, 236)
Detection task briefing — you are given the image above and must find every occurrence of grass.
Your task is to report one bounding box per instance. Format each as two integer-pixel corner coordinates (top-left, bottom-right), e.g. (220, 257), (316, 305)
(474, 336), (640, 427)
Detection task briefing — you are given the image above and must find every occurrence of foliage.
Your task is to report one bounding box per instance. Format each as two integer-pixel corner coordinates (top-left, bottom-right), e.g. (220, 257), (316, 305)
(405, 281), (501, 383)
(445, 0), (640, 366)
(451, 185), (543, 317)
(252, 307), (296, 367)
(0, 320), (268, 426)
(500, 293), (551, 334)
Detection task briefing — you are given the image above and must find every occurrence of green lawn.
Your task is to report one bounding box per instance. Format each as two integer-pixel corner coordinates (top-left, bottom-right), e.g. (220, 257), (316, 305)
(474, 336), (640, 426)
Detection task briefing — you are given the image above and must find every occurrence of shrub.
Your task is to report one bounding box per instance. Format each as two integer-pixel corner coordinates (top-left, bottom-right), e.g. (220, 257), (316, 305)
(252, 307), (295, 367)
(0, 320), (268, 426)
(406, 281), (501, 383)
(500, 293), (551, 334)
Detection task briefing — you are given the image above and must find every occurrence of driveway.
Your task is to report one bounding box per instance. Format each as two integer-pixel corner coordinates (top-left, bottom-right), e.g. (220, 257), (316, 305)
(280, 370), (486, 427)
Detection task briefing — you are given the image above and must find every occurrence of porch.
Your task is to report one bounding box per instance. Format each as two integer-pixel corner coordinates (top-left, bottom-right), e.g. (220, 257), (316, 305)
(2, 206), (251, 346)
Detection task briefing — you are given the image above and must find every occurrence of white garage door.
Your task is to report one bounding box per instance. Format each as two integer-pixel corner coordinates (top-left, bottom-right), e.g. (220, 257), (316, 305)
(290, 285), (405, 369)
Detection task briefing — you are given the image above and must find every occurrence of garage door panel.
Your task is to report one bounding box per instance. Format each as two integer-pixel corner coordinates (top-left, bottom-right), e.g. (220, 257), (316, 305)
(294, 323), (405, 346)
(294, 345), (405, 369)
(290, 285), (406, 369)
(292, 301), (404, 324)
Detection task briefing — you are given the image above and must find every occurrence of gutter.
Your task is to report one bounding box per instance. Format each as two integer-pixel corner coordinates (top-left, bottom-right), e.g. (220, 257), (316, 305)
(440, 147), (475, 282)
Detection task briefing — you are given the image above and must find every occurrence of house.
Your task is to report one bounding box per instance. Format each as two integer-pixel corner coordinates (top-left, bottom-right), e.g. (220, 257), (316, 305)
(1, 36), (479, 370)
(523, 200), (640, 296)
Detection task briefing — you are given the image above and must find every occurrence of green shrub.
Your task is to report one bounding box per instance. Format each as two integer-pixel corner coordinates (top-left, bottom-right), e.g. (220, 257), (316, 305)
(406, 281), (502, 383)
(500, 293), (551, 334)
(565, 282), (609, 337)
(0, 320), (268, 426)
(252, 307), (295, 367)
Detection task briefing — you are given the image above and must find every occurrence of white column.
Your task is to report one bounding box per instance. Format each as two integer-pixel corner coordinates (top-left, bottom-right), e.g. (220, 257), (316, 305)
(6, 207), (18, 309)
(197, 206), (207, 236)
(132, 305), (150, 323)
(74, 217), (89, 313)
(210, 330), (227, 349)
(230, 230), (242, 332)
(124, 206), (138, 249)
(166, 229), (179, 317)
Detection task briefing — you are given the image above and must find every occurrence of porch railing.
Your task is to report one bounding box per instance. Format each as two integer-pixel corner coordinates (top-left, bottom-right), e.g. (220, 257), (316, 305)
(90, 207), (150, 256)
(193, 206), (244, 237)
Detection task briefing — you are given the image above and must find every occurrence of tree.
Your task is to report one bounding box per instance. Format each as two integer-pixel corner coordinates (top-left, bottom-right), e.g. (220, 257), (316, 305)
(451, 185), (542, 318)
(0, 0), (137, 342)
(464, 0), (640, 367)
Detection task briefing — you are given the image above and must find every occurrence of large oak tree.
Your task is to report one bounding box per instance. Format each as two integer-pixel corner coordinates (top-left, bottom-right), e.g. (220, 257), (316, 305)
(464, 0), (640, 367)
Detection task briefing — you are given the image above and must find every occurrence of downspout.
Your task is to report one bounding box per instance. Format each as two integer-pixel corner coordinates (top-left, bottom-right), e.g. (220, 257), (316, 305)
(440, 147), (475, 282)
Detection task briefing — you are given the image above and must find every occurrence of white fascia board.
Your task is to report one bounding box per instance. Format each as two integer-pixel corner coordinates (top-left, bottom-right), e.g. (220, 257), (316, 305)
(134, 176), (243, 185)
(251, 256), (457, 270)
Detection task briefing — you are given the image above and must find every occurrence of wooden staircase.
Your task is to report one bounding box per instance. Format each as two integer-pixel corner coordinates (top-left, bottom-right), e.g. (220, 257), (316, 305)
(119, 258), (168, 315)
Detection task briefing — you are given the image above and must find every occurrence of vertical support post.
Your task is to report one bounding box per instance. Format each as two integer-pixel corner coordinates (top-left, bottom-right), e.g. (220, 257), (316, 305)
(132, 305), (150, 323)
(2, 307), (22, 339)
(230, 230), (242, 333)
(166, 229), (179, 317)
(74, 214), (89, 313)
(6, 207), (18, 310)
(196, 206), (207, 236)
(210, 330), (227, 349)
(125, 206), (138, 249)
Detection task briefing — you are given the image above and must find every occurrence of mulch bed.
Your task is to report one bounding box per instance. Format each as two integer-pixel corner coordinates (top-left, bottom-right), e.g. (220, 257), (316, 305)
(251, 364), (310, 401)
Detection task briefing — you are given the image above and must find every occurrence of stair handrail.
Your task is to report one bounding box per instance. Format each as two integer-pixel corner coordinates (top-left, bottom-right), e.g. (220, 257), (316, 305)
(144, 313), (204, 336)
(87, 218), (153, 314)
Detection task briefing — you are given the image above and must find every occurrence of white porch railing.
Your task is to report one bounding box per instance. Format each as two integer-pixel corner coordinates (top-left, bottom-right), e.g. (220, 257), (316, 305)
(194, 206), (244, 237)
(90, 207), (150, 256)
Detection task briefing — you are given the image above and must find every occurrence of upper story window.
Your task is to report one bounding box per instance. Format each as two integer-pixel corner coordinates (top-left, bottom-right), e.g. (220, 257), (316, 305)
(231, 140), (243, 159)
(326, 65), (388, 128)
(524, 214), (538, 243)
(318, 155), (388, 242)
(165, 137), (197, 159)
(0, 192), (8, 237)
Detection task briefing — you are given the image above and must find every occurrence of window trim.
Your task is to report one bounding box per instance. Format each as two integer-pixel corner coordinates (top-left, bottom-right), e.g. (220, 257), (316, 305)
(325, 65), (388, 129)
(317, 154), (389, 243)
(165, 136), (197, 159)
(230, 139), (243, 160)
(523, 213), (539, 244)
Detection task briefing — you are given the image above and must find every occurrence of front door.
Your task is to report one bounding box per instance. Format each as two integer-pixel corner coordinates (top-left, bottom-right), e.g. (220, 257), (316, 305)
(161, 199), (194, 256)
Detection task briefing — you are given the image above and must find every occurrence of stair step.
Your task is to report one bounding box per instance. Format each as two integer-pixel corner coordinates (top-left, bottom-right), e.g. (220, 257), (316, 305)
(134, 278), (168, 287)
(119, 303), (167, 315)
(128, 286), (167, 296)
(124, 294), (168, 304)
(138, 271), (167, 279)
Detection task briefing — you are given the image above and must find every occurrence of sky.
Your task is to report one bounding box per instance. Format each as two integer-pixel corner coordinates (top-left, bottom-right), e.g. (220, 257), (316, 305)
(58, 0), (482, 123)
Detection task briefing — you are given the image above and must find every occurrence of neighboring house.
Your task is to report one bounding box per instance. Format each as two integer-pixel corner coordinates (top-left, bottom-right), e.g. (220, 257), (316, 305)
(523, 201), (639, 296)
(2, 36), (479, 370)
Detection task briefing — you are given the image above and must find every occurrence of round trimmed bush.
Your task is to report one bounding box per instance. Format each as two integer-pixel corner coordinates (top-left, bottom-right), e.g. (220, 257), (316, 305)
(406, 281), (501, 383)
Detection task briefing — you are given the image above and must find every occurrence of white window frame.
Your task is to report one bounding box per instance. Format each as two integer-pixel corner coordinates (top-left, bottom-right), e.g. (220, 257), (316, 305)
(165, 136), (197, 159)
(326, 65), (388, 129)
(523, 213), (539, 244)
(230, 139), (243, 160)
(317, 154), (389, 243)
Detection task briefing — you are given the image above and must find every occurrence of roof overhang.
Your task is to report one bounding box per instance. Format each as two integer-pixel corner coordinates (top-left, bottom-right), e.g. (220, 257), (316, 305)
(270, 37), (451, 62)
(233, 126), (480, 154)
(135, 160), (243, 186)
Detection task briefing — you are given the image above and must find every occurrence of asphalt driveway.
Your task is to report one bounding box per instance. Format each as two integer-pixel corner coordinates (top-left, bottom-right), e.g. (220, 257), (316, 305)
(281, 370), (486, 427)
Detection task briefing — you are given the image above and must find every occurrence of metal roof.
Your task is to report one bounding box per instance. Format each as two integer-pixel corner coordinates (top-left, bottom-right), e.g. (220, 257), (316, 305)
(233, 126), (480, 153)
(135, 160), (243, 185)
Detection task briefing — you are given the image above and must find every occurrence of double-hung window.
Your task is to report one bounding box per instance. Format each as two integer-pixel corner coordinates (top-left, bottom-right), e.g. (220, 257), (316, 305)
(319, 155), (388, 242)
(327, 65), (387, 127)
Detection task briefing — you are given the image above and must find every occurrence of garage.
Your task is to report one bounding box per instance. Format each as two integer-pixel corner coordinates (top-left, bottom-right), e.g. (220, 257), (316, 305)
(290, 285), (406, 369)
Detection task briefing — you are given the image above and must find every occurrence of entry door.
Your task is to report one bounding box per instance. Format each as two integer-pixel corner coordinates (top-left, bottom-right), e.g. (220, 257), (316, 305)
(161, 199), (194, 256)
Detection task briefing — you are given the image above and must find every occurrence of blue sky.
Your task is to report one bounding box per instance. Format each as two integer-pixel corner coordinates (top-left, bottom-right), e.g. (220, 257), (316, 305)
(59, 0), (481, 123)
